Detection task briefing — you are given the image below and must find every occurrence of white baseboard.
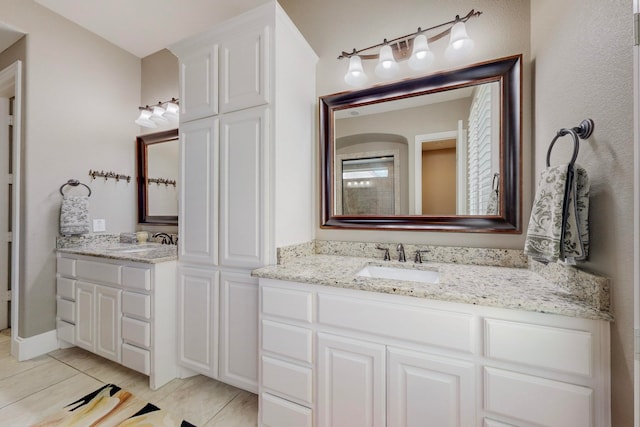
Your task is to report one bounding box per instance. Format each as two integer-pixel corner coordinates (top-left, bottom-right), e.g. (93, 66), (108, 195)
(12, 329), (59, 361)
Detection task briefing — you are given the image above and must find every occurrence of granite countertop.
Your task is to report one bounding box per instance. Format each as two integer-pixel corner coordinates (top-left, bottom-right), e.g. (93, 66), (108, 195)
(57, 243), (177, 264)
(252, 254), (612, 321)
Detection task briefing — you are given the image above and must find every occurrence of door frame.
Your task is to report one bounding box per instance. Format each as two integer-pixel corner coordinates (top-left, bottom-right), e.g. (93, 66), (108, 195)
(413, 122), (465, 215)
(634, 1), (639, 425)
(0, 61), (22, 357)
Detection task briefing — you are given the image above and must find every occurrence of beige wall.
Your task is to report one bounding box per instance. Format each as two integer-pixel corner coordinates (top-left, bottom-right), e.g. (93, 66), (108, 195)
(422, 148), (456, 215)
(0, 0), (141, 337)
(279, 0), (532, 248)
(139, 48), (178, 135)
(531, 0), (633, 425)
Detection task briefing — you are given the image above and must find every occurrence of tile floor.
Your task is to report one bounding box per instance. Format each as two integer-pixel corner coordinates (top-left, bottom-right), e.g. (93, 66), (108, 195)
(0, 329), (258, 426)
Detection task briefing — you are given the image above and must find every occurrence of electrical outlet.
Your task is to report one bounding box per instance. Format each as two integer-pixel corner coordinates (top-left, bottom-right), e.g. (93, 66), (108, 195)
(93, 219), (106, 232)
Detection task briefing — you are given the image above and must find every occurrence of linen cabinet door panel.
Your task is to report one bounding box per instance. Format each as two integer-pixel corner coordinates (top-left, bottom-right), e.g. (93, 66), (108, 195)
(387, 347), (475, 427)
(220, 107), (268, 269)
(220, 271), (259, 392)
(178, 266), (219, 377)
(179, 45), (219, 122)
(95, 285), (122, 363)
(220, 26), (268, 113)
(179, 117), (219, 266)
(317, 332), (386, 427)
(75, 282), (95, 352)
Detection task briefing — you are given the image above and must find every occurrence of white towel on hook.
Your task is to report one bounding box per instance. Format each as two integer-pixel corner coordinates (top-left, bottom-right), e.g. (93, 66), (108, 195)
(60, 195), (90, 235)
(524, 163), (589, 264)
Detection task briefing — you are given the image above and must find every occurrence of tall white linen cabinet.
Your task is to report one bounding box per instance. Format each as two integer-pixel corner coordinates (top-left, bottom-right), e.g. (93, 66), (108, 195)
(169, 1), (317, 393)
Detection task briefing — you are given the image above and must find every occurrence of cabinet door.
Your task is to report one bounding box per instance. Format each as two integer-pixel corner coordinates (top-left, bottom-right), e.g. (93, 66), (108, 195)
(75, 282), (95, 352)
(317, 333), (386, 427)
(95, 285), (122, 363)
(179, 45), (219, 122)
(220, 26), (268, 113)
(387, 347), (475, 427)
(219, 271), (258, 392)
(179, 117), (219, 266)
(220, 107), (268, 268)
(178, 266), (219, 377)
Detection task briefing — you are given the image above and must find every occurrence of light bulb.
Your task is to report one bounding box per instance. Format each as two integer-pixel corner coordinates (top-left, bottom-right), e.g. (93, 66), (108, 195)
(408, 34), (434, 71)
(163, 102), (179, 122)
(445, 21), (475, 61)
(375, 45), (399, 79)
(344, 55), (368, 87)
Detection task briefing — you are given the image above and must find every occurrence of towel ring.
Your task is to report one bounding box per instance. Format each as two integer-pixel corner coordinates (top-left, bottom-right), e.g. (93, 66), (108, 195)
(546, 128), (580, 168)
(59, 179), (92, 197)
(545, 118), (594, 168)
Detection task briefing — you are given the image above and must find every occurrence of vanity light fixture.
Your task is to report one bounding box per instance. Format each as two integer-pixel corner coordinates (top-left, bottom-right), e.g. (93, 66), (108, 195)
(338, 9), (482, 87)
(135, 98), (180, 128)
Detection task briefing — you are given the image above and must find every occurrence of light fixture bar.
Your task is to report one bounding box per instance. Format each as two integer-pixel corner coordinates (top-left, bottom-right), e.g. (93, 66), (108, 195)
(337, 9), (482, 61)
(138, 97), (180, 112)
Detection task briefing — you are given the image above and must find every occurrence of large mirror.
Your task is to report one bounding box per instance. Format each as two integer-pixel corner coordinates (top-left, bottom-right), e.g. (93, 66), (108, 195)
(136, 129), (179, 225)
(320, 54), (521, 232)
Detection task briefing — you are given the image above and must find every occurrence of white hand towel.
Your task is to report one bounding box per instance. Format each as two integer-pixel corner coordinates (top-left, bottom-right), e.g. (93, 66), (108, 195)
(524, 164), (589, 263)
(60, 195), (90, 236)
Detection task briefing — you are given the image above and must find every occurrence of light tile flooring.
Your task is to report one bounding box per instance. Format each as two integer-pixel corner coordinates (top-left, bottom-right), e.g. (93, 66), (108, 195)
(0, 329), (258, 426)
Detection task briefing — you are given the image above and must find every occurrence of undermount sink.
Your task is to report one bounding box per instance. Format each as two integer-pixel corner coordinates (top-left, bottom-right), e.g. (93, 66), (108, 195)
(357, 265), (440, 284)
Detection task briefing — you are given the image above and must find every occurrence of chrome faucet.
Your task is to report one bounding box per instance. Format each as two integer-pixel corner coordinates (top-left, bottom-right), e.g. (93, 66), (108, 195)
(414, 249), (431, 263)
(396, 243), (406, 262)
(152, 232), (175, 245)
(376, 244), (391, 261)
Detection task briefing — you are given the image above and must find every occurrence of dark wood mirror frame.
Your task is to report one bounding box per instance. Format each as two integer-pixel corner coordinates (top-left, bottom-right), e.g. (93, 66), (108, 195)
(136, 129), (179, 225)
(320, 54), (522, 232)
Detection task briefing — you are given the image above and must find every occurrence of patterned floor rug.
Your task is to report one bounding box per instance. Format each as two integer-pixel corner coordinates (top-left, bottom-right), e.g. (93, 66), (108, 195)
(31, 383), (196, 426)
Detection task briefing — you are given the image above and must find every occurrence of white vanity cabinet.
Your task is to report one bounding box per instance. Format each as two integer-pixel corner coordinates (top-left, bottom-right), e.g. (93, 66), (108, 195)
(258, 278), (611, 427)
(56, 253), (178, 390)
(170, 0), (317, 393)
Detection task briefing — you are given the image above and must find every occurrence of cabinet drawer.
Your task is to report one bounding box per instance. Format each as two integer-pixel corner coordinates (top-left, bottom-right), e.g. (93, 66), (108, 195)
(57, 277), (76, 300)
(262, 320), (312, 363)
(261, 393), (312, 427)
(76, 260), (121, 285)
(57, 257), (76, 277)
(122, 266), (151, 291)
(484, 367), (593, 427)
(262, 356), (313, 404)
(122, 291), (151, 319)
(318, 293), (474, 353)
(122, 317), (151, 348)
(57, 320), (75, 344)
(57, 298), (75, 323)
(484, 318), (592, 376)
(261, 285), (312, 323)
(122, 343), (150, 375)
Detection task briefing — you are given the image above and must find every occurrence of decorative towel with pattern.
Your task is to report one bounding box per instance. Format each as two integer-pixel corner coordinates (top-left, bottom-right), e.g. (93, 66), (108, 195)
(60, 195), (90, 235)
(524, 163), (589, 263)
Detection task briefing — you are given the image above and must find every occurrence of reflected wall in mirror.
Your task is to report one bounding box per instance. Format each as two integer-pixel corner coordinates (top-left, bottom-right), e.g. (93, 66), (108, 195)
(136, 129), (179, 225)
(320, 54), (521, 232)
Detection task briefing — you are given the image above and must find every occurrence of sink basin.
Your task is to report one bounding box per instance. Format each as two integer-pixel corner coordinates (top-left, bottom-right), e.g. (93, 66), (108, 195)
(357, 265), (440, 284)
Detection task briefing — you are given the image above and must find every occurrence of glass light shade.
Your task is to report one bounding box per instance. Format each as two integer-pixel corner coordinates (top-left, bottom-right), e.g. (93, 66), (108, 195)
(150, 105), (169, 124)
(408, 34), (434, 71)
(163, 102), (179, 122)
(445, 21), (475, 61)
(134, 109), (157, 128)
(344, 55), (368, 87)
(375, 45), (399, 79)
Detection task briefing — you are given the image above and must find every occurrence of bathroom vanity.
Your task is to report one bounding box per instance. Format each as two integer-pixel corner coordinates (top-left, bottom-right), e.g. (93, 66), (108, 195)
(56, 243), (178, 390)
(253, 254), (611, 427)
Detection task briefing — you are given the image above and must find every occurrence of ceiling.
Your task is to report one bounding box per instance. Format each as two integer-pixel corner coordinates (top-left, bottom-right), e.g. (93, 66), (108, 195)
(32, 0), (270, 58)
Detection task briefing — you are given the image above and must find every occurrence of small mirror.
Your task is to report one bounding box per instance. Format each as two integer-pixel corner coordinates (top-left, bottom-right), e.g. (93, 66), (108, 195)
(320, 55), (522, 232)
(136, 129), (179, 225)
